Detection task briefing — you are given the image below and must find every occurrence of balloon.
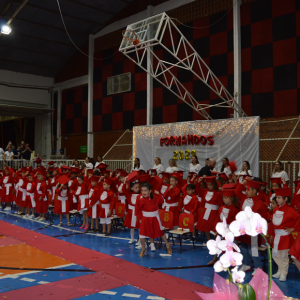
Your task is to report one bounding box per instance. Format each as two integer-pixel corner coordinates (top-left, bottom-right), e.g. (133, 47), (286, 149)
(191, 150), (196, 157)
(179, 150), (184, 160)
(173, 151), (178, 160)
(185, 150), (190, 160)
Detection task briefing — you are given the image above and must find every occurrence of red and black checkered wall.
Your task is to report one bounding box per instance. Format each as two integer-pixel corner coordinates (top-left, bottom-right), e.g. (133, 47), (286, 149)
(59, 0), (300, 135)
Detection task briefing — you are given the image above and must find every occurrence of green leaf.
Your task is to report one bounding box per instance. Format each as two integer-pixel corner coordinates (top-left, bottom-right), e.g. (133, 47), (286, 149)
(241, 284), (256, 300)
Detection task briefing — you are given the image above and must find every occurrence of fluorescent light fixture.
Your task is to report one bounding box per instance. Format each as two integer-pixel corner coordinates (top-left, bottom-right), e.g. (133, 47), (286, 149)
(1, 25), (12, 35)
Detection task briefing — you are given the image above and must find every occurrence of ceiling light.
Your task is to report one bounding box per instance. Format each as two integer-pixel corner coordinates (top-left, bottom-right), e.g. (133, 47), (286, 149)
(1, 25), (12, 35)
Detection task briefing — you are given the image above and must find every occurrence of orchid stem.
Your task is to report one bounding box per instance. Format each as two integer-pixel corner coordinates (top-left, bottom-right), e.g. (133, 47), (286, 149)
(261, 234), (272, 300)
(227, 268), (232, 282)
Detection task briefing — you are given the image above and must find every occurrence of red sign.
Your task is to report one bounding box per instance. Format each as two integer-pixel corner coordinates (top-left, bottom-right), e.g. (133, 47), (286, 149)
(160, 134), (214, 147)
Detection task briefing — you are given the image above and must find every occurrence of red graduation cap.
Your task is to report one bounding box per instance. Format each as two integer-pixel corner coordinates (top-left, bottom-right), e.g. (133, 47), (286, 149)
(38, 166), (46, 171)
(90, 176), (100, 182)
(36, 170), (46, 177)
(137, 170), (145, 176)
(57, 175), (70, 185)
(127, 171), (138, 182)
(219, 173), (229, 181)
(104, 178), (112, 186)
(97, 163), (109, 170)
(204, 176), (217, 183)
(275, 188), (291, 197)
(228, 160), (238, 173)
(160, 172), (170, 180)
(246, 179), (261, 190)
(269, 177), (282, 185)
(222, 183), (236, 190)
(293, 180), (300, 186)
(35, 158), (42, 164)
(48, 167), (54, 172)
(86, 169), (93, 175)
(48, 161), (55, 165)
(119, 170), (128, 177)
(21, 167), (28, 173)
(211, 171), (219, 177)
(138, 174), (151, 182)
(149, 169), (157, 174)
(175, 171), (185, 177)
(261, 181), (267, 187)
(102, 169), (111, 176)
(70, 167), (80, 174)
(222, 189), (236, 197)
(170, 173), (180, 181)
(28, 171), (35, 177)
(61, 165), (70, 170)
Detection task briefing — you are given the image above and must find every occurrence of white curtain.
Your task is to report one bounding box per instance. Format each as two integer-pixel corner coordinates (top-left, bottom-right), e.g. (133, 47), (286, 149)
(133, 117), (260, 177)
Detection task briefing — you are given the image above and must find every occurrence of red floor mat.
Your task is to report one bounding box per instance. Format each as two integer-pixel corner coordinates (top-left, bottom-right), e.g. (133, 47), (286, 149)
(0, 272), (125, 300)
(0, 220), (212, 300)
(0, 237), (24, 247)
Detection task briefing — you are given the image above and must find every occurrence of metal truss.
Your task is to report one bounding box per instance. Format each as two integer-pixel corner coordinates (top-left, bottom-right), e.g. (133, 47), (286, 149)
(119, 12), (247, 120)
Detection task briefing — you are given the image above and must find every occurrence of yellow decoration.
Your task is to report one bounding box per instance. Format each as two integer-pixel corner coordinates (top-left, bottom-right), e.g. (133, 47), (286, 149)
(191, 150), (196, 157)
(185, 150), (190, 160)
(179, 150), (184, 160)
(173, 151), (178, 160)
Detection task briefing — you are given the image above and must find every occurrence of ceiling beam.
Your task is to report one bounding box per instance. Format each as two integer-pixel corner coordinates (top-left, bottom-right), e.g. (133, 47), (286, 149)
(63, 0), (116, 16)
(118, 0), (133, 3)
(0, 43), (69, 59)
(0, 57), (60, 70)
(0, 2), (11, 17)
(12, 31), (75, 47)
(13, 0), (105, 27)
(14, 17), (86, 36)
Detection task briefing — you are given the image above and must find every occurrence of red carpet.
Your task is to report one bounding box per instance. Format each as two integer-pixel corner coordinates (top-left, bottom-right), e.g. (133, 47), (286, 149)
(0, 220), (212, 300)
(0, 272), (125, 300)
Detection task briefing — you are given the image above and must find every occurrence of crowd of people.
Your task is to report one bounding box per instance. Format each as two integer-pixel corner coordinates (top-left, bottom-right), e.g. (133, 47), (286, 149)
(0, 141), (34, 168)
(0, 154), (300, 281)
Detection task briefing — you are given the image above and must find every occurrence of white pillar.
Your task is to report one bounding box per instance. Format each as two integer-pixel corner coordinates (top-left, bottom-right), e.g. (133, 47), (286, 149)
(56, 88), (62, 154)
(233, 0), (241, 118)
(87, 34), (94, 158)
(146, 5), (153, 125)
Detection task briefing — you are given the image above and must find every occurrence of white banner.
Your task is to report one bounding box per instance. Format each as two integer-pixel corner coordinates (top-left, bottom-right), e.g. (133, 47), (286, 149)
(133, 117), (260, 177)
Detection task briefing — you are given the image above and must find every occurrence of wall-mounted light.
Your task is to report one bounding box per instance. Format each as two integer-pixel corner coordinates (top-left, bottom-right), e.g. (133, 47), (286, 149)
(1, 25), (12, 35)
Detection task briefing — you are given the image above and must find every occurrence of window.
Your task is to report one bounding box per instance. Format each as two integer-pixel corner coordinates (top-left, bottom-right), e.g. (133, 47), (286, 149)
(107, 73), (131, 95)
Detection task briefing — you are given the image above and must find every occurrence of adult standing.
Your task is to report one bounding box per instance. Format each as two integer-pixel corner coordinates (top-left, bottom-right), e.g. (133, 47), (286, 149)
(220, 157), (231, 177)
(236, 161), (252, 183)
(21, 143), (33, 165)
(165, 159), (179, 173)
(4, 147), (14, 167)
(84, 157), (93, 169)
(198, 158), (216, 177)
(189, 155), (202, 173)
(272, 161), (289, 186)
(132, 158), (144, 171)
(152, 157), (164, 174)
(5, 141), (15, 151)
(13, 145), (22, 169)
(94, 155), (105, 168)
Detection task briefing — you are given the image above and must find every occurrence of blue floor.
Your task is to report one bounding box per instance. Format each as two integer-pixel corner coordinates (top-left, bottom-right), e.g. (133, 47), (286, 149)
(0, 209), (300, 299)
(75, 285), (165, 299)
(0, 265), (94, 293)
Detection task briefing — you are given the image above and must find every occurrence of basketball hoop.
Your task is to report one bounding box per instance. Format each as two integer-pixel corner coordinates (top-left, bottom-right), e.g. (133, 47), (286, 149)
(122, 30), (139, 45)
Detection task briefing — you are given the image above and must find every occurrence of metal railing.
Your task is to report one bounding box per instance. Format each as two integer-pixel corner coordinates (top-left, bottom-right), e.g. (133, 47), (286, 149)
(1, 159), (133, 172)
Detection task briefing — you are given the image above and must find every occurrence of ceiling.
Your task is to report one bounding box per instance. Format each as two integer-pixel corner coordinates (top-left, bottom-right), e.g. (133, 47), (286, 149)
(0, 0), (135, 78)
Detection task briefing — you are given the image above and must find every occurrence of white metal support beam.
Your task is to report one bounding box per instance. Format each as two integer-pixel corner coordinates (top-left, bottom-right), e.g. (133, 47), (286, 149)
(119, 13), (247, 120)
(87, 34), (94, 158)
(233, 0), (242, 118)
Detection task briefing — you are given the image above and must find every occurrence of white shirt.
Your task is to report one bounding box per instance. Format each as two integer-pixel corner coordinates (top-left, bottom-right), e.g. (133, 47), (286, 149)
(132, 165), (144, 171)
(166, 166), (179, 173)
(85, 162), (93, 169)
(189, 163), (202, 173)
(223, 166), (232, 177)
(0, 148), (4, 160)
(153, 164), (164, 174)
(272, 170), (289, 182)
(298, 170), (300, 177)
(236, 170), (252, 183)
(4, 151), (14, 161)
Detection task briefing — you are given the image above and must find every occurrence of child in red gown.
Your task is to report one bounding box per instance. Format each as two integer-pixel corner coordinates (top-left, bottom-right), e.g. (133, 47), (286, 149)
(54, 176), (72, 226)
(15, 168), (28, 215)
(136, 182), (172, 257)
(196, 176), (223, 245)
(1, 167), (14, 210)
(121, 175), (140, 244)
(163, 174), (181, 226)
(99, 178), (115, 236)
(87, 176), (101, 232)
(269, 188), (300, 281)
(24, 172), (36, 219)
(35, 170), (48, 221)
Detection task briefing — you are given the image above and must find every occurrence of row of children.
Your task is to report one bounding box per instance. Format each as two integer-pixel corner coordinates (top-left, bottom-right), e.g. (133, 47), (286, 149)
(0, 162), (300, 276)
